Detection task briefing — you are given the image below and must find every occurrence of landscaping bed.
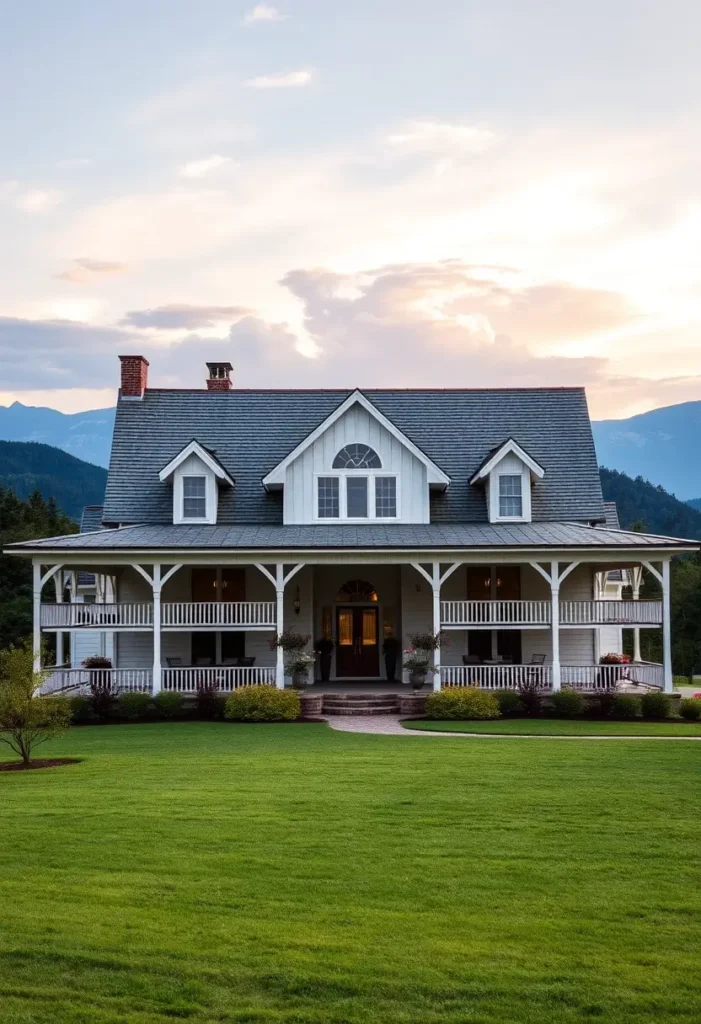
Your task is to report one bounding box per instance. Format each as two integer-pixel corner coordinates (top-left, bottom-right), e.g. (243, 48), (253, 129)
(0, 757), (82, 772)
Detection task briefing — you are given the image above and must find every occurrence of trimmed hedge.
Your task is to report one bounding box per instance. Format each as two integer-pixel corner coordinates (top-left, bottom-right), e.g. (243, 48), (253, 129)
(680, 698), (701, 721)
(153, 692), (185, 719)
(550, 687), (585, 718)
(117, 692), (153, 721)
(425, 687), (500, 721)
(494, 689), (523, 716)
(640, 691), (670, 720)
(614, 694), (640, 719)
(224, 685), (300, 722)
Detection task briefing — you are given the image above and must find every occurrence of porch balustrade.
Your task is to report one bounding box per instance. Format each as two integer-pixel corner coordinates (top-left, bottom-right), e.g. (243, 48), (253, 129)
(40, 602), (153, 629)
(162, 666), (276, 692)
(559, 600), (662, 626)
(40, 668), (153, 694)
(161, 601), (276, 629)
(441, 661), (663, 690)
(440, 599), (662, 628)
(561, 662), (664, 689)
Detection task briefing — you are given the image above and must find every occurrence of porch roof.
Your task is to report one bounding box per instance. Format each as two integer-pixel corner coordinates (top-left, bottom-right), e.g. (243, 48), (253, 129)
(8, 520), (698, 554)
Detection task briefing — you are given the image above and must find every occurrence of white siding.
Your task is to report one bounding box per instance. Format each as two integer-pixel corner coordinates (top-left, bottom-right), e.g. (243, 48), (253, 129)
(284, 403), (429, 524)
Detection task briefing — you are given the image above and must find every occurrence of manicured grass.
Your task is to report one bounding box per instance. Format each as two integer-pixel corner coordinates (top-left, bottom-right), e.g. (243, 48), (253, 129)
(404, 718), (701, 736)
(1, 722), (701, 1023)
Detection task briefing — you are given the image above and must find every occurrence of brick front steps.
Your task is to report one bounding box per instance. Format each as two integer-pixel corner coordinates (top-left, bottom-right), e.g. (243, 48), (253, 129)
(322, 693), (401, 716)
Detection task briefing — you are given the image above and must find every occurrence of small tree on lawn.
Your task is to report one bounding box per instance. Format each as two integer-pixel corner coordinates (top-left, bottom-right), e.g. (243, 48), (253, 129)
(0, 639), (72, 765)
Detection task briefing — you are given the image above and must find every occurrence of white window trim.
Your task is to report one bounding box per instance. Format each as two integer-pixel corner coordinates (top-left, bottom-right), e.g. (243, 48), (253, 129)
(174, 470), (218, 525)
(488, 467), (532, 524)
(313, 471), (400, 522)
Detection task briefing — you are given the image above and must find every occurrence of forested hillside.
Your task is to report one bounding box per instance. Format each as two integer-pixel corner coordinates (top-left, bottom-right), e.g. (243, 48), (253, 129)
(0, 441), (107, 521)
(600, 467), (701, 539)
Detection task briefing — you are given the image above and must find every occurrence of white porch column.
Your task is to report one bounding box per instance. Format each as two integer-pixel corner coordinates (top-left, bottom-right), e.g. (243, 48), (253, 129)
(275, 563), (285, 689)
(631, 565), (643, 664)
(32, 559), (42, 674)
(152, 563), (162, 694)
(550, 560), (561, 692)
(431, 562), (441, 691)
(54, 570), (64, 667)
(661, 558), (673, 693)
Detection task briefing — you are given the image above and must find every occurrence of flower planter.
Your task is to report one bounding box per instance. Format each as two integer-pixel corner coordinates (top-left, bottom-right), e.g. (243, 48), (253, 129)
(409, 670), (427, 691)
(291, 671), (309, 690)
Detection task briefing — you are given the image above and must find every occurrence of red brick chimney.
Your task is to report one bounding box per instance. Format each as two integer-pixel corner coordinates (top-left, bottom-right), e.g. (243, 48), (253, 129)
(119, 355), (149, 399)
(206, 361), (233, 391)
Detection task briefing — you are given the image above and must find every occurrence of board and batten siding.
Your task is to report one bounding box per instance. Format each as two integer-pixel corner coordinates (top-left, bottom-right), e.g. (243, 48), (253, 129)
(283, 403), (429, 524)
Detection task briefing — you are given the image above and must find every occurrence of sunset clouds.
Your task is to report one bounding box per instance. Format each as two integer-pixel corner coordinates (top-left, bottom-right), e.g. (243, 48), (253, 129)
(1, 1), (700, 417)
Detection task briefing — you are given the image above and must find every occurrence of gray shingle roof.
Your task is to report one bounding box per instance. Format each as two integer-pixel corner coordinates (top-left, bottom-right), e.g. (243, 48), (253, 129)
(103, 387), (605, 525)
(602, 503), (625, 582)
(12, 521), (696, 552)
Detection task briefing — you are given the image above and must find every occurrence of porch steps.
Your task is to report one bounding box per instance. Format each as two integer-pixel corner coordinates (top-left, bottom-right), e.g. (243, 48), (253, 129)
(321, 693), (400, 716)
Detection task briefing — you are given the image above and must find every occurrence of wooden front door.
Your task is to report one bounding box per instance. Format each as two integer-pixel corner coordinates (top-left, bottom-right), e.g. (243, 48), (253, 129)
(335, 606), (380, 678)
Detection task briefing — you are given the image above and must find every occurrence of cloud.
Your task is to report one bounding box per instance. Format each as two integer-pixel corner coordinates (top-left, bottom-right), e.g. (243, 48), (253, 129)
(387, 121), (498, 155)
(120, 304), (251, 329)
(16, 189), (64, 213)
(244, 70), (313, 89)
(55, 258), (131, 284)
(56, 157), (92, 169)
(243, 4), (286, 24)
(177, 155), (237, 178)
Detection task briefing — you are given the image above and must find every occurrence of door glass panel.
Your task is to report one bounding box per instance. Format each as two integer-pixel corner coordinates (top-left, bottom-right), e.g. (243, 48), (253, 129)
(362, 609), (377, 646)
(346, 477), (368, 517)
(338, 610), (353, 646)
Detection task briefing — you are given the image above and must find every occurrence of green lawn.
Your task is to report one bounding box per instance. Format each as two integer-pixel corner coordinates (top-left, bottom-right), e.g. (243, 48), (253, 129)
(1, 723), (701, 1024)
(404, 718), (701, 736)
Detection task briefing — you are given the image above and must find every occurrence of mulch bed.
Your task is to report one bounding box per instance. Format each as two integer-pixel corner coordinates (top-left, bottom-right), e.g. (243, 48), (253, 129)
(0, 758), (82, 773)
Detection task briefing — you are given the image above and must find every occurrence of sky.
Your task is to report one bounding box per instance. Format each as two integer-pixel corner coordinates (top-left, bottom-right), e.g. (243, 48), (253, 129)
(1, 0), (700, 419)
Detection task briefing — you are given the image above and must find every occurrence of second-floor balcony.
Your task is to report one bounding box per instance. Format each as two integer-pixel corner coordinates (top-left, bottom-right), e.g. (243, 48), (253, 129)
(440, 599), (662, 629)
(40, 601), (277, 631)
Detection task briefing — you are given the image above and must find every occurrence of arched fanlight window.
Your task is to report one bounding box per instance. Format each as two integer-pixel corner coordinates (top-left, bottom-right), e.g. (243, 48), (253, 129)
(336, 579), (378, 603)
(332, 444), (382, 469)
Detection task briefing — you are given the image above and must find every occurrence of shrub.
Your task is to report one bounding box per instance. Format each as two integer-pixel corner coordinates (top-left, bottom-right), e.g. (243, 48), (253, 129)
(494, 689), (523, 716)
(88, 676), (115, 721)
(0, 640), (72, 765)
(153, 691), (185, 719)
(70, 696), (93, 724)
(195, 679), (220, 720)
(117, 692), (152, 721)
(641, 691), (670, 720)
(614, 694), (640, 719)
(679, 698), (701, 721)
(549, 687), (586, 718)
(425, 687), (500, 721)
(224, 685), (300, 722)
(591, 691), (617, 718)
(517, 677), (543, 716)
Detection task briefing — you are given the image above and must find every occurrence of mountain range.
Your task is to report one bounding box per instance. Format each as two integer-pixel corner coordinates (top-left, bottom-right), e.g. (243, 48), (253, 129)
(0, 441), (107, 522)
(0, 396), (699, 505)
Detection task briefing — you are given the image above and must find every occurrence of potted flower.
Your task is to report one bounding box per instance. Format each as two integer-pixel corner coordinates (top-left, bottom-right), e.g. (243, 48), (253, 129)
(406, 630), (445, 689)
(286, 651), (316, 689)
(599, 651), (632, 688)
(382, 635), (400, 682)
(403, 649), (435, 690)
(271, 629), (311, 653)
(314, 637), (335, 682)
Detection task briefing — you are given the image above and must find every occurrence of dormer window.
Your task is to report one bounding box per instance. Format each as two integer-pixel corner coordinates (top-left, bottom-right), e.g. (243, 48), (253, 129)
(182, 476), (207, 519)
(332, 444), (382, 469)
(498, 474), (523, 518)
(316, 445), (399, 520)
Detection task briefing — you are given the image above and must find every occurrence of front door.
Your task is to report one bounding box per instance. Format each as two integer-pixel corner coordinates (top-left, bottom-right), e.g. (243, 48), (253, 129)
(335, 606), (380, 677)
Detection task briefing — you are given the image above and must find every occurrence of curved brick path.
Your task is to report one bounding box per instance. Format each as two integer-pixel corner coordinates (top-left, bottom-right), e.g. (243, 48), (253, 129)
(326, 715), (701, 740)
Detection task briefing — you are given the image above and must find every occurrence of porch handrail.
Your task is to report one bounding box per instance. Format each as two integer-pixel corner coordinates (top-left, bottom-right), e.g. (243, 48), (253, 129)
(440, 664), (553, 689)
(441, 600), (551, 627)
(161, 601), (276, 628)
(39, 668), (153, 694)
(162, 666), (276, 692)
(560, 600), (662, 626)
(40, 603), (153, 628)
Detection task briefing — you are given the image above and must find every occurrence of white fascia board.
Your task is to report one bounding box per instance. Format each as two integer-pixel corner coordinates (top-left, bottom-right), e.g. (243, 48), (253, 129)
(159, 440), (234, 486)
(470, 438), (545, 484)
(262, 389), (451, 489)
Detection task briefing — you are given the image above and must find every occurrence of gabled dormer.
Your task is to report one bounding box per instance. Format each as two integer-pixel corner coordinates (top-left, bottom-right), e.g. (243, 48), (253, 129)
(159, 440), (234, 525)
(470, 438), (545, 524)
(262, 390), (450, 525)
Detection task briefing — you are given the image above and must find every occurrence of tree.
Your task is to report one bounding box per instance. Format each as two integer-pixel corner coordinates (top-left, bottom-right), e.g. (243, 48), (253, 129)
(0, 639), (72, 765)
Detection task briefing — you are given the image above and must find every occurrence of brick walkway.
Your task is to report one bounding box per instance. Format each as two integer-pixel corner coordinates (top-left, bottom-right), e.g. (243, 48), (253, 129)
(326, 715), (701, 740)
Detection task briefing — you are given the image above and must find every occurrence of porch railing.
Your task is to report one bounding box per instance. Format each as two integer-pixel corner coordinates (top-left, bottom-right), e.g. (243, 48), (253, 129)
(441, 664), (553, 689)
(39, 668), (153, 694)
(560, 601), (662, 626)
(40, 603), (153, 629)
(440, 662), (663, 690)
(162, 666), (276, 692)
(161, 602), (276, 629)
(441, 600), (550, 627)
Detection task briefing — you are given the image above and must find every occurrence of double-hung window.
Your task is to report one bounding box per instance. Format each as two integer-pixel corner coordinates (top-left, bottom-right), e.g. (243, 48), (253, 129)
(183, 475), (207, 519)
(498, 474), (523, 518)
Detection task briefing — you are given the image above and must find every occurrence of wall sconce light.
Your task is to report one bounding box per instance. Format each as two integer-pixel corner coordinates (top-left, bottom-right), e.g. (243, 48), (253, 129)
(294, 585), (301, 615)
